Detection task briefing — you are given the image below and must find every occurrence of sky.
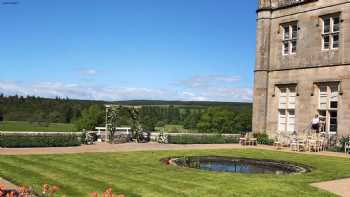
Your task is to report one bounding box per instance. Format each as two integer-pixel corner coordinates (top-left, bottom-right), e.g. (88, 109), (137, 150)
(0, 0), (257, 102)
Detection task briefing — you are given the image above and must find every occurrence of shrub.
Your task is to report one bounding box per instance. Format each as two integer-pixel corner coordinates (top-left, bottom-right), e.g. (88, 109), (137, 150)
(167, 134), (239, 144)
(253, 133), (274, 145)
(0, 132), (82, 148)
(328, 136), (350, 152)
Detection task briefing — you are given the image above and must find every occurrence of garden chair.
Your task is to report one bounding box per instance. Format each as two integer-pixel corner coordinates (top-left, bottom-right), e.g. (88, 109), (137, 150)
(239, 133), (248, 145)
(290, 137), (298, 151)
(319, 137), (328, 151)
(345, 139), (350, 154)
(297, 139), (307, 152)
(308, 139), (321, 152)
(239, 133), (257, 146)
(273, 134), (282, 150)
(247, 133), (257, 146)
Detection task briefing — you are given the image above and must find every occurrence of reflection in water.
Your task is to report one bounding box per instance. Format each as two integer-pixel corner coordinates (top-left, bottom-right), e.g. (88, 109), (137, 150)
(199, 161), (285, 175)
(171, 156), (309, 175)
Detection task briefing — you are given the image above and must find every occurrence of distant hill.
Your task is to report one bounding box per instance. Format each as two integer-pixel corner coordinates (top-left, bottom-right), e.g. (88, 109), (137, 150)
(112, 100), (252, 107)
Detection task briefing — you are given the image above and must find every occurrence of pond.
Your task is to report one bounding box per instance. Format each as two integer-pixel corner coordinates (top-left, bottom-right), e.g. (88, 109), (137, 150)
(166, 156), (310, 175)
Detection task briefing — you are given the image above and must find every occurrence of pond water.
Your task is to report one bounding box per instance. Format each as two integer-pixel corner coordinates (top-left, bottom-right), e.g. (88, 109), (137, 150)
(168, 156), (310, 175)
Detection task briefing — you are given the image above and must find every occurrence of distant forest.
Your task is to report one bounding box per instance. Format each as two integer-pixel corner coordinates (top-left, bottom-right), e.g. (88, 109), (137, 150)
(0, 94), (252, 133)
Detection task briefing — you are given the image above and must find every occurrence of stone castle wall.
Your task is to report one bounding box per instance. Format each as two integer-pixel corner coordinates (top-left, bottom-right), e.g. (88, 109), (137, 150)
(253, 0), (350, 136)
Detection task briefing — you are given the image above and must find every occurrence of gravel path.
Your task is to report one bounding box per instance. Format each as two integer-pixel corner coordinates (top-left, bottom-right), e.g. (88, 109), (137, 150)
(0, 177), (18, 190)
(0, 143), (247, 155)
(0, 143), (349, 158)
(311, 178), (350, 197)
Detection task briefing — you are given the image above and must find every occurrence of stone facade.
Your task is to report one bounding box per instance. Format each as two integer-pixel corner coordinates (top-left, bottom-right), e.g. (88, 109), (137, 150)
(253, 0), (350, 137)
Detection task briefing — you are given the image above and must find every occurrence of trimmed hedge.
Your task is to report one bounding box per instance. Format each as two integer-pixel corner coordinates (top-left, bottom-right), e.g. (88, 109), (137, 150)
(0, 132), (82, 148)
(167, 134), (239, 144)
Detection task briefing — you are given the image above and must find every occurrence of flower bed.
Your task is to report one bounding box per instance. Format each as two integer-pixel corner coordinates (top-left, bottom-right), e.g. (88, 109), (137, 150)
(0, 183), (125, 197)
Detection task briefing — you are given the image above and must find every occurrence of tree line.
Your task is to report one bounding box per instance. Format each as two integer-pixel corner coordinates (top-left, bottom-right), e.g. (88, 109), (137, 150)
(76, 105), (252, 134)
(0, 94), (252, 134)
(0, 94), (104, 124)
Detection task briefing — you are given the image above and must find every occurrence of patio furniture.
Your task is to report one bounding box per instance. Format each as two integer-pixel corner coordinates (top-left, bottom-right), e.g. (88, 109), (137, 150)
(273, 134), (282, 150)
(248, 137), (257, 146)
(290, 137), (298, 151)
(239, 133), (248, 145)
(239, 133), (257, 146)
(319, 137), (328, 151)
(297, 139), (307, 152)
(345, 140), (350, 154)
(308, 139), (321, 152)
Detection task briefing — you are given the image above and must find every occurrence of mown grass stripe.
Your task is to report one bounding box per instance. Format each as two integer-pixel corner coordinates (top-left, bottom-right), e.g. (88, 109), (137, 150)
(63, 153), (220, 189)
(27, 155), (189, 196)
(0, 158), (83, 196)
(2, 156), (142, 197)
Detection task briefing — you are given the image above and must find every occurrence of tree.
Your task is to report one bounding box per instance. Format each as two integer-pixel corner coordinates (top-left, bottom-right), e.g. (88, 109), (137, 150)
(140, 115), (156, 131)
(75, 105), (105, 131)
(196, 107), (238, 134)
(183, 110), (201, 129)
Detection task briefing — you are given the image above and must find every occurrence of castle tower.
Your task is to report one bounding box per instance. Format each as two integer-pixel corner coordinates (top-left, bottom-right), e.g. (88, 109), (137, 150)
(252, 0), (272, 133)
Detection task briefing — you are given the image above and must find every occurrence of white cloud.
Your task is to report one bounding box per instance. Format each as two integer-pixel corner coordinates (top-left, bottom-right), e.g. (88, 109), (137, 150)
(173, 74), (251, 102)
(0, 79), (252, 102)
(79, 69), (97, 76)
(178, 87), (252, 102)
(179, 75), (241, 88)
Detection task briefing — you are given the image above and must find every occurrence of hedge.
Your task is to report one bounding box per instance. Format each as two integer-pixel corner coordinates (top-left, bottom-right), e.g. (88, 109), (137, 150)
(167, 134), (239, 144)
(0, 132), (82, 148)
(253, 133), (274, 145)
(327, 136), (350, 152)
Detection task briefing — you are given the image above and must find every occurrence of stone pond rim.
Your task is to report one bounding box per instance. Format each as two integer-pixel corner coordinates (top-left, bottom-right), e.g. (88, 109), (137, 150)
(161, 156), (312, 175)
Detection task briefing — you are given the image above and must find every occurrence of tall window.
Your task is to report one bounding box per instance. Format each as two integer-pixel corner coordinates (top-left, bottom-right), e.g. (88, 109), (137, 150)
(322, 15), (340, 50)
(318, 84), (339, 134)
(282, 23), (298, 55)
(278, 87), (296, 133)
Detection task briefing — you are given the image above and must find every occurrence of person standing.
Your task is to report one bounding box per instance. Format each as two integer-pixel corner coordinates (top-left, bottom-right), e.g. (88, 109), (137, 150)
(312, 115), (320, 133)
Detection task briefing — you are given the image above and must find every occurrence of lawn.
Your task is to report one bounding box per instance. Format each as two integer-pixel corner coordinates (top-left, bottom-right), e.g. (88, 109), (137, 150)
(0, 121), (77, 132)
(0, 149), (349, 196)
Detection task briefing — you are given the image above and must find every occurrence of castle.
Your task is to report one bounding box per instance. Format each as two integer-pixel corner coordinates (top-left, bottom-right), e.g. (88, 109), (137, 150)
(253, 0), (350, 137)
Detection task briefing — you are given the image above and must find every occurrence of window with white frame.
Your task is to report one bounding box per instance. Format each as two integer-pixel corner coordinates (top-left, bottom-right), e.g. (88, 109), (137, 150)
(317, 84), (339, 134)
(278, 87), (296, 133)
(282, 22), (298, 55)
(322, 14), (340, 50)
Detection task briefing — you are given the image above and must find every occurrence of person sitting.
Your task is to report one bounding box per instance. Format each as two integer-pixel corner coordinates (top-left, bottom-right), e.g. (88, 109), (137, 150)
(311, 115), (320, 134)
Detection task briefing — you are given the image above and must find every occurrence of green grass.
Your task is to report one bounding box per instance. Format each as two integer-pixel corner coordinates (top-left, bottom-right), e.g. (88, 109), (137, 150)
(155, 124), (197, 133)
(0, 121), (77, 132)
(0, 149), (349, 196)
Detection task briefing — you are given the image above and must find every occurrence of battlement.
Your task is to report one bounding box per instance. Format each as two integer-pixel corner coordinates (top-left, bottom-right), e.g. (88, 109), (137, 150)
(258, 0), (318, 11)
(278, 0), (318, 8)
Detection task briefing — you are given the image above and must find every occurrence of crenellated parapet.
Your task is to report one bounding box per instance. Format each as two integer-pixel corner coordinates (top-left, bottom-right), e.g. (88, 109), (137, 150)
(258, 0), (272, 9)
(258, 0), (318, 11)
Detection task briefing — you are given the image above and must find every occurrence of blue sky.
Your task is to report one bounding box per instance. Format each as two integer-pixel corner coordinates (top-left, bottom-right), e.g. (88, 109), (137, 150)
(0, 0), (257, 102)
